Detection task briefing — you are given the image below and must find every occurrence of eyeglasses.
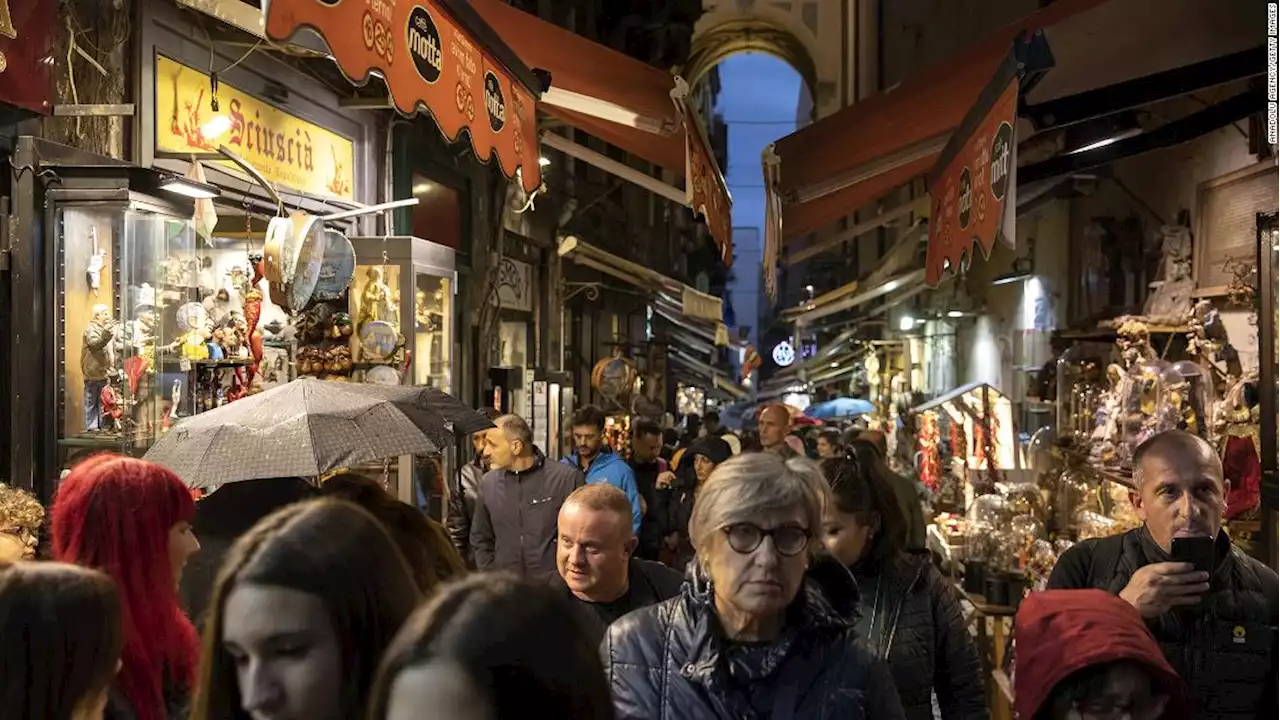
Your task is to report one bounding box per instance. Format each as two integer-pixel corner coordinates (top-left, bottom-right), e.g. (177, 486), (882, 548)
(722, 523), (811, 557)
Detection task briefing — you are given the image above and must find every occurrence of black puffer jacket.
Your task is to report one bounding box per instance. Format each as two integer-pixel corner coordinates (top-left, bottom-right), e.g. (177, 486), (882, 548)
(447, 457), (484, 567)
(1048, 527), (1278, 719)
(600, 557), (907, 720)
(852, 552), (988, 720)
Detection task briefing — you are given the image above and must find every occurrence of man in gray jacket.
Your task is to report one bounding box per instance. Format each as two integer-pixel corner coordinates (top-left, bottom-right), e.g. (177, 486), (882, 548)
(471, 414), (584, 581)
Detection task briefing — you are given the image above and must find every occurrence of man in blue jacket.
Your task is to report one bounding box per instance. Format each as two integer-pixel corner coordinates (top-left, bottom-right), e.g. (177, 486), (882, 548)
(564, 405), (643, 534)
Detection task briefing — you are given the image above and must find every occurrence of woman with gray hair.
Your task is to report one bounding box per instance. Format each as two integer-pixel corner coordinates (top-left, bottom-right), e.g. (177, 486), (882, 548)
(601, 452), (906, 719)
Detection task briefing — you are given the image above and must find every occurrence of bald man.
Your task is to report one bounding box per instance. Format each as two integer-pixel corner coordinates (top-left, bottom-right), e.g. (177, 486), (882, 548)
(757, 404), (797, 458)
(1048, 430), (1277, 719)
(556, 484), (683, 644)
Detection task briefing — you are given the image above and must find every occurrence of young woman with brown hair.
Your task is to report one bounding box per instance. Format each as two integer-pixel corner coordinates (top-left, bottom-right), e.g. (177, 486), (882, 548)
(820, 444), (987, 720)
(191, 499), (421, 720)
(0, 562), (124, 720)
(368, 573), (613, 720)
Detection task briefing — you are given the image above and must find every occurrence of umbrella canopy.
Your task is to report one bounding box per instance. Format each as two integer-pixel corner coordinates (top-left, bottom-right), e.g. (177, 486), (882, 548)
(349, 384), (494, 446)
(145, 379), (437, 488)
(806, 397), (876, 420)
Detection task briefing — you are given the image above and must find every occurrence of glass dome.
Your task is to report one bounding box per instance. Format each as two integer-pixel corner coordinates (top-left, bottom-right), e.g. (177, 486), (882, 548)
(1169, 360), (1217, 443)
(1001, 482), (1048, 521)
(1053, 466), (1099, 536)
(1056, 344), (1106, 444)
(1027, 426), (1057, 476)
(965, 494), (1010, 563)
(967, 493), (1013, 528)
(1073, 508), (1121, 540)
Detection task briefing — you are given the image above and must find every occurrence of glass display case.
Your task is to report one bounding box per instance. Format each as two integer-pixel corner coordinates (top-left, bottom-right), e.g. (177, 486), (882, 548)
(350, 236), (455, 390)
(56, 203), (200, 460)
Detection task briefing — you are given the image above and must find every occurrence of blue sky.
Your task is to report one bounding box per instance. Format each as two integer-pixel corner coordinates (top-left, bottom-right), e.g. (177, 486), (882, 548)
(716, 54), (802, 236)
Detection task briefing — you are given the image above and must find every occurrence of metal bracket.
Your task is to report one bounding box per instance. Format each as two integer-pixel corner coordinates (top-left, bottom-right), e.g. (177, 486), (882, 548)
(562, 281), (602, 302)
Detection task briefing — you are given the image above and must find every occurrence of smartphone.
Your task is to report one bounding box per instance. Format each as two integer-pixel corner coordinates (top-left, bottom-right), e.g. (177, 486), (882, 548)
(1170, 536), (1216, 577)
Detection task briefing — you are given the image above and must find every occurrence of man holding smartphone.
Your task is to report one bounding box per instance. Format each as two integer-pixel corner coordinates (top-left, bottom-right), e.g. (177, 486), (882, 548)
(1048, 430), (1277, 719)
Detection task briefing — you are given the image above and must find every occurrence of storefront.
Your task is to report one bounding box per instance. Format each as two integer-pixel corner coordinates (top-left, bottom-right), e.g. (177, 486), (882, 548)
(2, 0), (544, 500)
(559, 236), (741, 413)
(0, 2), (76, 493)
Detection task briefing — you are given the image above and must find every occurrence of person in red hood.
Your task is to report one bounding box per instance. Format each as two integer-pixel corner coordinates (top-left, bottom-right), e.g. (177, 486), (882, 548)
(1014, 589), (1187, 720)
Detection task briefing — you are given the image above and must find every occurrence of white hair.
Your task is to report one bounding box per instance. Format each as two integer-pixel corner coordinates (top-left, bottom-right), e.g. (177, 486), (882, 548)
(688, 452), (829, 562)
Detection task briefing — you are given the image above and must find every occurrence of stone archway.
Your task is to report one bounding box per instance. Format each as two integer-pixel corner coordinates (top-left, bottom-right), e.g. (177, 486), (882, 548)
(681, 0), (836, 119)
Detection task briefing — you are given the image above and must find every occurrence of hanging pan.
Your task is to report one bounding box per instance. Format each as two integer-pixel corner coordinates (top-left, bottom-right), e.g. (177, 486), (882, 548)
(311, 229), (357, 301)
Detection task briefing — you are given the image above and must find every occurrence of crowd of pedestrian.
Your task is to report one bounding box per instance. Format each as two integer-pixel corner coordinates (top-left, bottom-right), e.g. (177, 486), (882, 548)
(0, 402), (1275, 719)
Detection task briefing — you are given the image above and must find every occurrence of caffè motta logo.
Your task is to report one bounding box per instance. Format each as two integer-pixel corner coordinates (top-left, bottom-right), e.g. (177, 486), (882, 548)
(957, 166), (973, 230)
(484, 71), (506, 133)
(407, 4), (444, 85)
(990, 121), (1013, 201)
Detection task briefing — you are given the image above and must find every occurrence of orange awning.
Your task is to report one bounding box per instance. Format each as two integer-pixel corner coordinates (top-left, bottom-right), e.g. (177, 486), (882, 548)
(265, 0), (544, 194)
(767, 0), (1108, 243)
(470, 0), (733, 263)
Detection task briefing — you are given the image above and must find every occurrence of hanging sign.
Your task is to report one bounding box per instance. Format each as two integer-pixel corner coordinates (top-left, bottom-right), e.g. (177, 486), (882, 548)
(925, 67), (1019, 287)
(265, 0), (543, 195)
(155, 56), (356, 200)
(0, 0), (55, 114)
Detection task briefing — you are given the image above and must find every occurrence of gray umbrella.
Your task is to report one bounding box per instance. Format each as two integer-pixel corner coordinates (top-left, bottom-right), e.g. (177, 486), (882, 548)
(349, 384), (495, 445)
(145, 379), (437, 488)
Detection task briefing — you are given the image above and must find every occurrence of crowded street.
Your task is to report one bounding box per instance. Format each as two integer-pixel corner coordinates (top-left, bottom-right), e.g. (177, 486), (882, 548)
(0, 0), (1277, 718)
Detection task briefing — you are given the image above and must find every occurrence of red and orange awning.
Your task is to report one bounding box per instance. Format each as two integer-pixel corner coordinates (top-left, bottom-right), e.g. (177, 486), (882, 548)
(265, 0), (544, 194)
(470, 0), (733, 264)
(761, 0), (1108, 300)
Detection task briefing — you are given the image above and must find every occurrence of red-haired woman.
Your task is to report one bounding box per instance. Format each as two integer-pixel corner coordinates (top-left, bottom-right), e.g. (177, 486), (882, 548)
(51, 454), (203, 720)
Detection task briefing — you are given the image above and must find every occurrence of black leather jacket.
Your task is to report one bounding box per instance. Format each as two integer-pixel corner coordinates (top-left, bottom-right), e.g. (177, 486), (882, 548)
(601, 557), (906, 720)
(447, 457), (484, 567)
(852, 552), (988, 720)
(1049, 527), (1278, 719)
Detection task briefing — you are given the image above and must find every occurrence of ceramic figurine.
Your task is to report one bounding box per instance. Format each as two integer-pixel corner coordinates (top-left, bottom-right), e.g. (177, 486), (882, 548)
(81, 304), (117, 431)
(357, 267), (393, 330)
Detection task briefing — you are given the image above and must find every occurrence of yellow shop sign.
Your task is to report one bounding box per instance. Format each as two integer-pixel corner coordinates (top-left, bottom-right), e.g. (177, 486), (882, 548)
(155, 55), (355, 200)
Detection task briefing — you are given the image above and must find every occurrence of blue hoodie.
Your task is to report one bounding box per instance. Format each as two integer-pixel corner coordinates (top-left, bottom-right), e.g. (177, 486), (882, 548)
(563, 447), (643, 533)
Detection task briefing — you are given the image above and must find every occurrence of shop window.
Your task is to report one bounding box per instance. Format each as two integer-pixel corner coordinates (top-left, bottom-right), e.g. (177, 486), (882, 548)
(1195, 159), (1279, 291)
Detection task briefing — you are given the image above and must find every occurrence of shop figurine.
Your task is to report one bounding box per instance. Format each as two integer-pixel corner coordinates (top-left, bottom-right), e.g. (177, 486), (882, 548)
(228, 265), (250, 296)
(203, 288), (239, 328)
(82, 304), (118, 431)
(100, 372), (125, 434)
(86, 225), (106, 297)
(164, 254), (189, 287)
(357, 266), (394, 330)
